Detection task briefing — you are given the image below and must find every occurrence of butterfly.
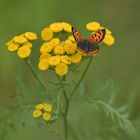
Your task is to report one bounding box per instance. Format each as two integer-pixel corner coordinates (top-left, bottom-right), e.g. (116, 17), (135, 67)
(72, 26), (106, 55)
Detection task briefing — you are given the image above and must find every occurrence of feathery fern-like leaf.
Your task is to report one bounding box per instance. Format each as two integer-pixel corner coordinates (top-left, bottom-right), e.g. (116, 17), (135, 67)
(87, 96), (136, 133)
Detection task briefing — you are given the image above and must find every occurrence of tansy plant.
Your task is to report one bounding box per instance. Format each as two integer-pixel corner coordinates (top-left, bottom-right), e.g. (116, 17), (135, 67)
(4, 21), (135, 140)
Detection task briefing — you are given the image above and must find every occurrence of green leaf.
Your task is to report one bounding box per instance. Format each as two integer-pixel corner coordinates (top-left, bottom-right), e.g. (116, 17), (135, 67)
(34, 82), (53, 103)
(16, 76), (30, 104)
(18, 105), (34, 127)
(126, 91), (137, 114)
(54, 88), (64, 115)
(94, 79), (118, 101)
(50, 112), (58, 121)
(87, 96), (136, 134)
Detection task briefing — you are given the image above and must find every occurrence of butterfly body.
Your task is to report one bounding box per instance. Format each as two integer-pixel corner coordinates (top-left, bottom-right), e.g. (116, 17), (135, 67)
(72, 26), (106, 55)
(77, 39), (99, 55)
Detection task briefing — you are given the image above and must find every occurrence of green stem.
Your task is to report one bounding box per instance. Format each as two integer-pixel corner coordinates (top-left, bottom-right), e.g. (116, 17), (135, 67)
(25, 59), (53, 99)
(62, 76), (69, 140)
(63, 105), (68, 140)
(62, 76), (69, 104)
(69, 56), (93, 102)
(57, 75), (68, 101)
(47, 123), (65, 140)
(57, 75), (69, 140)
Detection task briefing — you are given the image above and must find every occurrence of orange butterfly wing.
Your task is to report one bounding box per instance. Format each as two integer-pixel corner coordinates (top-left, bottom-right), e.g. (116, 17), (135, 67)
(88, 29), (106, 43)
(72, 26), (84, 43)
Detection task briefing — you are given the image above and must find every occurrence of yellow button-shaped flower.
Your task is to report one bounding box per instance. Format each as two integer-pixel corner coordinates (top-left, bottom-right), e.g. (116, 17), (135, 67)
(103, 34), (115, 47)
(8, 42), (20, 52)
(40, 42), (53, 53)
(49, 22), (63, 33)
(39, 53), (51, 60)
(54, 44), (65, 55)
(25, 32), (37, 40)
(38, 59), (49, 71)
(64, 40), (77, 54)
(49, 56), (61, 66)
(68, 35), (75, 42)
(35, 103), (44, 110)
(106, 28), (112, 35)
(62, 22), (72, 32)
(43, 112), (51, 121)
(14, 36), (28, 44)
(41, 28), (53, 41)
(60, 55), (71, 64)
(77, 50), (87, 56)
(71, 52), (82, 64)
(22, 42), (32, 49)
(6, 38), (14, 46)
(43, 103), (53, 112)
(33, 109), (42, 118)
(55, 63), (68, 76)
(86, 22), (100, 31)
(17, 46), (31, 58)
(50, 38), (60, 46)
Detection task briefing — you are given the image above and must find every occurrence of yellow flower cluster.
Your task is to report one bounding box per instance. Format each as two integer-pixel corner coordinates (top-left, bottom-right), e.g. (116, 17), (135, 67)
(33, 103), (53, 121)
(6, 32), (37, 58)
(41, 22), (72, 42)
(6, 21), (115, 77)
(86, 21), (115, 47)
(39, 22), (83, 76)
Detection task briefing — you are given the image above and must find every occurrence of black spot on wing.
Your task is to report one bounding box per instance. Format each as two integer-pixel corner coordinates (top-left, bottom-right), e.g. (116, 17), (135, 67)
(99, 29), (106, 42)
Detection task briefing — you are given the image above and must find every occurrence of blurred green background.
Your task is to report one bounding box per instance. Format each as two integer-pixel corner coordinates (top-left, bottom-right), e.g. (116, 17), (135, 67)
(0, 0), (140, 140)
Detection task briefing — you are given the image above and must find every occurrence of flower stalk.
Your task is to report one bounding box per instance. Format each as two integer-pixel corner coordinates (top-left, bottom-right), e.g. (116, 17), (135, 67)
(62, 76), (69, 140)
(57, 75), (69, 139)
(25, 59), (53, 99)
(69, 56), (93, 101)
